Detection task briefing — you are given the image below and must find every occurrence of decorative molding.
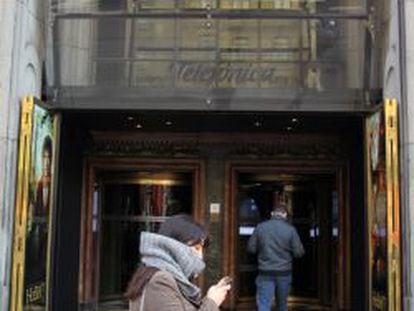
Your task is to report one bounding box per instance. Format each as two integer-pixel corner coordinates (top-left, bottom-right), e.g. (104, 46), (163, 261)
(87, 131), (347, 160)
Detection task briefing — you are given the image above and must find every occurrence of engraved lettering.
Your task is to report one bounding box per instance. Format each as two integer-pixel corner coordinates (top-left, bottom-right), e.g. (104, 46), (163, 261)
(171, 62), (296, 87)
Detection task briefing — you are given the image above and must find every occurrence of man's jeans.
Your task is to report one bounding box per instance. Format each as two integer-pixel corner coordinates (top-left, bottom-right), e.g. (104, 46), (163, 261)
(255, 274), (292, 311)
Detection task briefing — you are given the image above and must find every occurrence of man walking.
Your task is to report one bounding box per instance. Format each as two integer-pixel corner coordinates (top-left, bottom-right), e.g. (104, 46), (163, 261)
(247, 206), (305, 311)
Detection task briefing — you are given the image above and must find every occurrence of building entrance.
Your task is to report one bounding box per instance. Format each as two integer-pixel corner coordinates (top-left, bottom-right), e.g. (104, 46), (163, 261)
(51, 112), (368, 310)
(236, 172), (336, 309)
(88, 163), (344, 311)
(223, 161), (350, 310)
(78, 158), (205, 310)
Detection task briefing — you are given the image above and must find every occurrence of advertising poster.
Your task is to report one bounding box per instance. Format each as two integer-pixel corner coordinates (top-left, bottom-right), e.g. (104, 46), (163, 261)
(23, 104), (56, 310)
(367, 111), (387, 310)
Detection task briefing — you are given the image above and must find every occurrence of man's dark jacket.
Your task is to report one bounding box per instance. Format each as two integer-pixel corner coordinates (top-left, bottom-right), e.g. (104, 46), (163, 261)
(247, 216), (305, 274)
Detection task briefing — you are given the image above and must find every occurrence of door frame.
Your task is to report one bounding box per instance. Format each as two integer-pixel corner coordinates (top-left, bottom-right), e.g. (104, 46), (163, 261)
(222, 160), (351, 310)
(78, 157), (205, 306)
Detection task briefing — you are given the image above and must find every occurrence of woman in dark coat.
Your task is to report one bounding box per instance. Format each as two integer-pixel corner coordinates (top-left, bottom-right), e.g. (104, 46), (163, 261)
(125, 214), (231, 311)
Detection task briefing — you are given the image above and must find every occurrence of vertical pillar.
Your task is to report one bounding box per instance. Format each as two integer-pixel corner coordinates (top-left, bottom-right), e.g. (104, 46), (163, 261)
(402, 1), (414, 309)
(0, 0), (48, 310)
(0, 2), (21, 310)
(384, 0), (414, 309)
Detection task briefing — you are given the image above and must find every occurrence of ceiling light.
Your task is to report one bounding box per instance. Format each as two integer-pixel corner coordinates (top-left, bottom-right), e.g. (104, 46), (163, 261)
(254, 121), (262, 127)
(165, 120), (173, 126)
(291, 118), (298, 123)
(286, 126), (293, 131)
(127, 116), (134, 121)
(136, 123), (143, 129)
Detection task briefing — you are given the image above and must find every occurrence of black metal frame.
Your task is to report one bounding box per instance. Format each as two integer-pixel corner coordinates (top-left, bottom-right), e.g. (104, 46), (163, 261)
(54, 9), (368, 20)
(56, 86), (373, 112)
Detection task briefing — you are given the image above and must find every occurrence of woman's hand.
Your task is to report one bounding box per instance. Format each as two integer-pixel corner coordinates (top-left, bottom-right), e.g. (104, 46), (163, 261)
(206, 277), (231, 306)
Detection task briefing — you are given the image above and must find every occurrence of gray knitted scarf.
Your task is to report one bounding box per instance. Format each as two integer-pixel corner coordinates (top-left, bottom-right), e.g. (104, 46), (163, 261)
(140, 232), (205, 300)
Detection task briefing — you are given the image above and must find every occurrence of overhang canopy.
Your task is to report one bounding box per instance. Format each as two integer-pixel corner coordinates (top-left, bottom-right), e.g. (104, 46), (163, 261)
(48, 0), (383, 112)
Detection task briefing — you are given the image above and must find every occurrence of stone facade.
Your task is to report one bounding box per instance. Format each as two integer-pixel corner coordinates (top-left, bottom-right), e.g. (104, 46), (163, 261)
(402, 1), (414, 309)
(1, 0), (414, 309)
(0, 0), (48, 309)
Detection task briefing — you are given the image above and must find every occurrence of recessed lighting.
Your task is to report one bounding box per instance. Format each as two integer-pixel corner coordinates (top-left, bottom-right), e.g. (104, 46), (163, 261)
(127, 116), (134, 121)
(136, 123), (143, 129)
(291, 118), (298, 123)
(254, 121), (262, 127)
(165, 120), (173, 126)
(286, 126), (293, 131)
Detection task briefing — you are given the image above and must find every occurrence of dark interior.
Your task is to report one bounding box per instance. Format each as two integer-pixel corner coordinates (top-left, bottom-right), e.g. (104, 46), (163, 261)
(98, 171), (193, 300)
(72, 111), (362, 134)
(51, 111), (365, 310)
(237, 173), (336, 306)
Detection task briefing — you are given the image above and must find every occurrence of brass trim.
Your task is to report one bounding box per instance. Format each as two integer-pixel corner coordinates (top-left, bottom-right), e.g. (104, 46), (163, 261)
(10, 97), (34, 311)
(384, 99), (401, 311)
(79, 157), (206, 304)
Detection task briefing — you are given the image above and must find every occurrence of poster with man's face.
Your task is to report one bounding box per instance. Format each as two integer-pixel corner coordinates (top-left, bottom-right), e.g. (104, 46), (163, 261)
(24, 105), (55, 310)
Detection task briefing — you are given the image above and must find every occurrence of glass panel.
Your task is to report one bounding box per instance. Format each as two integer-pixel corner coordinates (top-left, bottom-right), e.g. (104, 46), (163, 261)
(132, 61), (174, 87)
(55, 0), (367, 14)
(137, 0), (176, 9)
(51, 0), (377, 110)
(99, 220), (144, 300)
(219, 20), (259, 50)
(178, 19), (217, 49)
(219, 0), (259, 9)
(237, 173), (335, 302)
(134, 19), (175, 49)
(57, 17), (366, 90)
(98, 172), (193, 306)
(290, 186), (319, 297)
(260, 19), (308, 61)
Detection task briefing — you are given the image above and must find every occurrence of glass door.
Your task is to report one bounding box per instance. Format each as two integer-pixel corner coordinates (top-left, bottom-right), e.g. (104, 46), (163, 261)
(92, 171), (194, 310)
(236, 172), (336, 308)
